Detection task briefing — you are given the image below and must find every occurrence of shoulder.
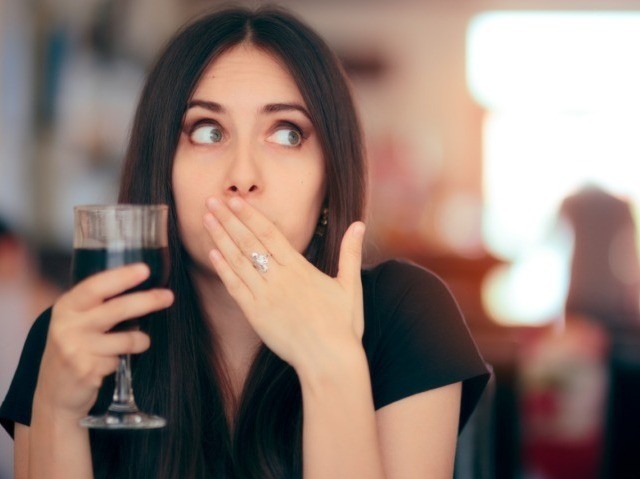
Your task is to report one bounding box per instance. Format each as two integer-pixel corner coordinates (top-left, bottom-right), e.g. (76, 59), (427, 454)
(13, 306), (52, 375)
(361, 258), (461, 329)
(360, 259), (490, 425)
(362, 258), (452, 301)
(23, 307), (53, 350)
(362, 257), (442, 284)
(360, 258), (470, 372)
(0, 307), (53, 437)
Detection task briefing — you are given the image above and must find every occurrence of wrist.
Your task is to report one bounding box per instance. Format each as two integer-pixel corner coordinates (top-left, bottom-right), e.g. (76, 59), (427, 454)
(32, 401), (84, 429)
(294, 339), (369, 394)
(32, 387), (88, 425)
(30, 391), (93, 479)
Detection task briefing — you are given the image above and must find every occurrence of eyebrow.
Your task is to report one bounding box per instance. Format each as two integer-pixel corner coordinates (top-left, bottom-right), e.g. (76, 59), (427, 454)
(262, 102), (311, 121)
(187, 99), (224, 113)
(186, 100), (312, 121)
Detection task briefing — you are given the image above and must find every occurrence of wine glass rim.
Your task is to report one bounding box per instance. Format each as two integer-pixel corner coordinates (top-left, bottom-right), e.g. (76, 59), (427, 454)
(74, 204), (168, 212)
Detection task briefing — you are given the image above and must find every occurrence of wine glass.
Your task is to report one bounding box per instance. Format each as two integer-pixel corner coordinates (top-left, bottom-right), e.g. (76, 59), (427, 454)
(71, 204), (170, 429)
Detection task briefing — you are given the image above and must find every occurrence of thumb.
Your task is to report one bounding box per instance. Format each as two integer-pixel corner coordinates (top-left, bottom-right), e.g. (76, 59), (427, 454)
(337, 221), (366, 290)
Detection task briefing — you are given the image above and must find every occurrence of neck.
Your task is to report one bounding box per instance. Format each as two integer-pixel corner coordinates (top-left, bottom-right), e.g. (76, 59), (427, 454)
(189, 266), (262, 365)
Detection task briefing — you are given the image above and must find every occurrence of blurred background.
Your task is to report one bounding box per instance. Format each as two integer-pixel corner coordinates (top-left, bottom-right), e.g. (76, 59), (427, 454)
(1, 0), (640, 478)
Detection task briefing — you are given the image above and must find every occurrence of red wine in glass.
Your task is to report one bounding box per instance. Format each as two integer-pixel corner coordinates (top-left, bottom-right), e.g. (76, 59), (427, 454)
(72, 204), (169, 429)
(71, 247), (170, 331)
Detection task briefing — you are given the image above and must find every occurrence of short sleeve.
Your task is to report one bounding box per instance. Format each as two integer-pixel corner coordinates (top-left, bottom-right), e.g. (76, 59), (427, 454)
(0, 308), (52, 438)
(362, 260), (490, 431)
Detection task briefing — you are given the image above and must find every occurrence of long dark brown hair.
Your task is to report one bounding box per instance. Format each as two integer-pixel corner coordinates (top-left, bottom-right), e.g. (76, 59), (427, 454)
(89, 5), (366, 478)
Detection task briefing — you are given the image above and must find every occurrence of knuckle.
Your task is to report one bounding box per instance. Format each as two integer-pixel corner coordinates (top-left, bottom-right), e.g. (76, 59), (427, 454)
(232, 250), (245, 265)
(48, 320), (65, 341)
(51, 301), (73, 325)
(59, 341), (80, 364)
(226, 275), (243, 292)
(74, 360), (93, 382)
(237, 236), (254, 253)
(90, 374), (105, 389)
(52, 299), (66, 315)
(84, 281), (101, 300)
(261, 225), (276, 239)
(89, 361), (110, 386)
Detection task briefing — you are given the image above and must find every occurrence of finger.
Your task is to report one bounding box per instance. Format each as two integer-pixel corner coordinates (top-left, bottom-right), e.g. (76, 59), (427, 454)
(91, 288), (174, 332)
(208, 248), (256, 308)
(91, 357), (122, 386)
(67, 263), (151, 311)
(337, 222), (366, 292)
(217, 196), (297, 266)
(203, 212), (267, 291)
(93, 331), (152, 356)
(206, 198), (272, 261)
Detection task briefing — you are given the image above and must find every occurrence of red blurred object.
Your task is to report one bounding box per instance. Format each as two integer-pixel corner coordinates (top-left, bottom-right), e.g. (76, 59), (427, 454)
(519, 315), (610, 479)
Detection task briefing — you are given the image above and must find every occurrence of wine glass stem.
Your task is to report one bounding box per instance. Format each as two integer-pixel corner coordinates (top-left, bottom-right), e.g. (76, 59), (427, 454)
(108, 354), (139, 413)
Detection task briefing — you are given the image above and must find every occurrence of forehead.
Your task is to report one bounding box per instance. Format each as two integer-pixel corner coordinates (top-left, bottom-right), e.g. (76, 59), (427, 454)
(192, 44), (304, 103)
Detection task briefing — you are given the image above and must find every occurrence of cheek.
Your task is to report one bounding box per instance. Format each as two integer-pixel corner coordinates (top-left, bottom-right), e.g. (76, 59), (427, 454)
(172, 165), (206, 245)
(172, 169), (190, 224)
(291, 212), (318, 245)
(277, 179), (325, 252)
(275, 216), (316, 254)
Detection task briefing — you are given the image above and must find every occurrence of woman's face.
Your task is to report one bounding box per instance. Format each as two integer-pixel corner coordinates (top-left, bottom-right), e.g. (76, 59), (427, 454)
(172, 44), (326, 274)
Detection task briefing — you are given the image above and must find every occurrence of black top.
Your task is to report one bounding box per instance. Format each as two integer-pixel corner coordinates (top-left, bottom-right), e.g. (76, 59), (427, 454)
(1, 259), (490, 438)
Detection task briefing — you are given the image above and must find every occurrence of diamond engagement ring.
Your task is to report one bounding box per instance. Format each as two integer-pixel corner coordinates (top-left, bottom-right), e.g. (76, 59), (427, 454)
(251, 252), (270, 273)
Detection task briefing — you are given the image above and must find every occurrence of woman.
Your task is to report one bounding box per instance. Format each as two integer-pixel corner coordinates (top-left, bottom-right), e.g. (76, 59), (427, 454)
(1, 6), (489, 478)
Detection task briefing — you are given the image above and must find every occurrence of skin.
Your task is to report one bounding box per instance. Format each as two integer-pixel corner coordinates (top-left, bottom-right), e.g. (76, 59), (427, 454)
(173, 44), (328, 276)
(15, 42), (461, 479)
(171, 43), (340, 380)
(24, 264), (175, 478)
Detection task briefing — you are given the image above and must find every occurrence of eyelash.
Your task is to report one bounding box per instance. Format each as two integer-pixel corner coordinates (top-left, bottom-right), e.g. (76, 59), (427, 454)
(273, 121), (308, 147)
(184, 118), (308, 147)
(186, 119), (222, 138)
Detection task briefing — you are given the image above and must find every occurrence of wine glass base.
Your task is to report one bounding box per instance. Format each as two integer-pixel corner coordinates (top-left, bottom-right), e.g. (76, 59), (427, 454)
(79, 411), (166, 430)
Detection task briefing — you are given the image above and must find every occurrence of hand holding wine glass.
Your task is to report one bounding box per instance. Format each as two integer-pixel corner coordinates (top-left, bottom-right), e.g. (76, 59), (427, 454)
(33, 205), (173, 429)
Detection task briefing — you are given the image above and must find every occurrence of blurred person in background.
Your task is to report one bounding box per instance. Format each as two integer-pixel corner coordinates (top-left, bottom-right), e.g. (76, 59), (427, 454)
(560, 184), (640, 335)
(0, 218), (60, 479)
(518, 183), (640, 479)
(559, 185), (640, 478)
(0, 6), (489, 479)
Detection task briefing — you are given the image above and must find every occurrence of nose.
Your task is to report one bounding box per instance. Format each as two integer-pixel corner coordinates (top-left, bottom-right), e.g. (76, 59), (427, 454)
(223, 145), (262, 197)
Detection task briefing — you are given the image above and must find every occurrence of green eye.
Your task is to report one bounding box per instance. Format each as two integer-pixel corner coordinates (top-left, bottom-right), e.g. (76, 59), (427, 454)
(269, 128), (303, 147)
(191, 125), (223, 144)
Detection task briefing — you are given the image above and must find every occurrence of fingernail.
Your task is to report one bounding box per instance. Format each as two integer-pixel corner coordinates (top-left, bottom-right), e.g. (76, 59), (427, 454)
(204, 213), (218, 228)
(136, 263), (150, 276)
(229, 197), (243, 211)
(354, 222), (366, 236)
(207, 197), (220, 210)
(161, 289), (174, 302)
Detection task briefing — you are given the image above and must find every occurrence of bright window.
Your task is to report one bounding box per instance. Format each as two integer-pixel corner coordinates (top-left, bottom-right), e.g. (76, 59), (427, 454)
(467, 12), (640, 326)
